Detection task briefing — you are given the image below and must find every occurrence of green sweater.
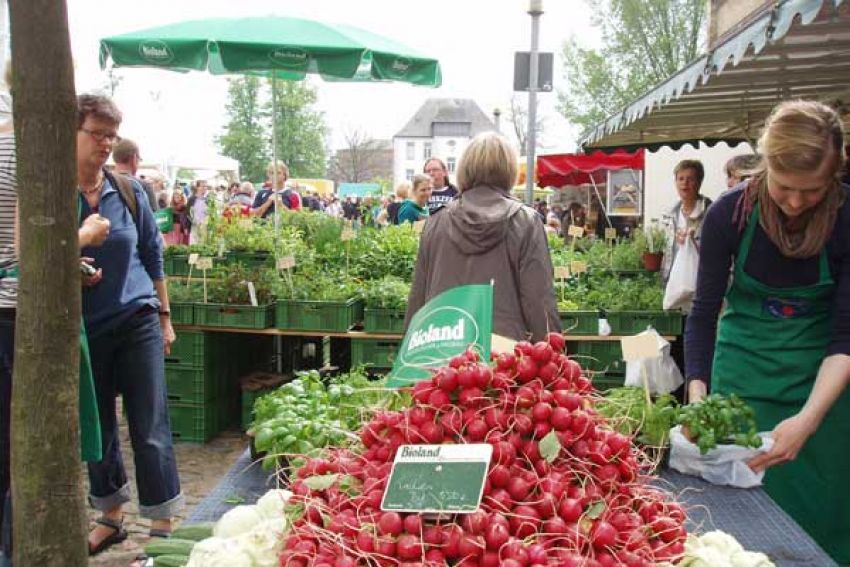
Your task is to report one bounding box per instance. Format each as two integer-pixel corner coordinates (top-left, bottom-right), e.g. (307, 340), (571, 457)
(397, 199), (429, 224)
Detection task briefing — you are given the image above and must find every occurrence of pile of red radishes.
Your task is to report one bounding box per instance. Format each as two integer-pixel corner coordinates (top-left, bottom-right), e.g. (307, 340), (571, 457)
(278, 332), (687, 566)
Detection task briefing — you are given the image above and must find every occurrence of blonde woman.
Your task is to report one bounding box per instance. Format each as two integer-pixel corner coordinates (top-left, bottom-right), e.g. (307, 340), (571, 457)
(386, 180), (411, 225)
(396, 175), (431, 224)
(686, 100), (850, 563)
(405, 132), (560, 341)
(251, 160), (289, 218)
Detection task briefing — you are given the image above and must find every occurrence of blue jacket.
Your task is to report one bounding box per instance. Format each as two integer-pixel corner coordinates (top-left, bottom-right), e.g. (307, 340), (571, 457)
(80, 176), (163, 337)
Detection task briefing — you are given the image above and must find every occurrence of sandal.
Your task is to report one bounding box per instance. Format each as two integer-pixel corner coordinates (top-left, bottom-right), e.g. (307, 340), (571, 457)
(130, 553), (153, 567)
(88, 516), (128, 556)
(148, 527), (172, 538)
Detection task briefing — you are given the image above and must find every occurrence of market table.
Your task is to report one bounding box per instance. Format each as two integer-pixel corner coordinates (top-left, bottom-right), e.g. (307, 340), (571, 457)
(184, 450), (835, 566)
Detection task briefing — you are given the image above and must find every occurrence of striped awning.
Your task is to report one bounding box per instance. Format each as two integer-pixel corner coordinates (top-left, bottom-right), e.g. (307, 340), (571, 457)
(580, 0), (850, 152)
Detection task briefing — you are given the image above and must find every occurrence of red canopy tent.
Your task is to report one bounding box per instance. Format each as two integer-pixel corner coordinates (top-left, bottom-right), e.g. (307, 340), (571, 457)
(536, 149), (645, 187)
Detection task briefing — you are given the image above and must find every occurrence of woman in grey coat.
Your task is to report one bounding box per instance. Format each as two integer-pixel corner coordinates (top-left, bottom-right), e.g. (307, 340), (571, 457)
(404, 132), (560, 342)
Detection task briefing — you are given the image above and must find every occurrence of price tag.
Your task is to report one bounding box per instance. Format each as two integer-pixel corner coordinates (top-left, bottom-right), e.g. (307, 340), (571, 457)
(620, 334), (661, 362)
(569, 260), (587, 274)
(239, 218), (252, 229)
(246, 281), (258, 307)
(568, 225), (585, 238)
(554, 266), (571, 279)
(382, 444), (492, 514)
(277, 256), (296, 270)
(605, 228), (617, 241)
(217, 240), (226, 258)
(491, 334), (517, 354)
(188, 253), (199, 266)
(341, 228), (356, 241)
(413, 220), (426, 234)
(195, 257), (213, 270)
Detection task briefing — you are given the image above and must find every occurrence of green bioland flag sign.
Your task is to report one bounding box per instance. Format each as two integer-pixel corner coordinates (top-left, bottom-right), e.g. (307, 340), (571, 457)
(386, 284), (492, 388)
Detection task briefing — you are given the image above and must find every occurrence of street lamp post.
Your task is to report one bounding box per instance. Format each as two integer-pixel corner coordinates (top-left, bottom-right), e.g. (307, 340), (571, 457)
(525, 0), (543, 205)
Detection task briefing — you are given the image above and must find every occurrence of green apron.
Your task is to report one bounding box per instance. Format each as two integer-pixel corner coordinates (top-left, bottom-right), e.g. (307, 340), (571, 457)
(77, 197), (102, 462)
(712, 206), (850, 563)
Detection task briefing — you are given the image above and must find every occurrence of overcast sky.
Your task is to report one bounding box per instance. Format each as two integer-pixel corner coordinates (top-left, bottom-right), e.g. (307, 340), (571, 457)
(63, 0), (596, 166)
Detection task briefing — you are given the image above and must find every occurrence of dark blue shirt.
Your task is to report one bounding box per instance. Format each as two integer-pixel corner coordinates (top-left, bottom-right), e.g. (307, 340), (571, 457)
(252, 188), (291, 218)
(80, 177), (164, 338)
(685, 184), (850, 383)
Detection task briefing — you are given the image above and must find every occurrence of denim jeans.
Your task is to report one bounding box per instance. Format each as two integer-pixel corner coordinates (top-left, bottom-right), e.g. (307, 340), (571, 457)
(86, 311), (182, 519)
(0, 314), (14, 559)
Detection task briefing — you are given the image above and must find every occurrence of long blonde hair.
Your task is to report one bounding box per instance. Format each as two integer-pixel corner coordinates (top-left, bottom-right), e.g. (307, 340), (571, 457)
(734, 100), (846, 258)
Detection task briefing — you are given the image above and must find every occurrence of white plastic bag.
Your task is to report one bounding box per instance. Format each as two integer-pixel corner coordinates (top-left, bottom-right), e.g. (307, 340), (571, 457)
(663, 237), (699, 312)
(624, 328), (684, 395)
(668, 425), (774, 488)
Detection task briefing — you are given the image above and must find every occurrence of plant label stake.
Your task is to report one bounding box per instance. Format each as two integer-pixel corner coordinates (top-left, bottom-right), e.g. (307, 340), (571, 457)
(568, 224), (584, 254)
(217, 239), (226, 258)
(277, 256), (296, 270)
(621, 334), (661, 407)
(570, 260), (587, 276)
(605, 227), (617, 241)
(413, 219), (426, 235)
(196, 257), (213, 303)
(186, 253), (199, 283)
(382, 444), (492, 514)
(341, 227), (355, 241)
(246, 281), (258, 307)
(554, 266), (570, 303)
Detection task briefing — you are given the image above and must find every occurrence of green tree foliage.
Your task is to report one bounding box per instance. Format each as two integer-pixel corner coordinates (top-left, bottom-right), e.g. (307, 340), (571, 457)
(558, 0), (706, 136)
(269, 79), (328, 178)
(217, 76), (268, 183)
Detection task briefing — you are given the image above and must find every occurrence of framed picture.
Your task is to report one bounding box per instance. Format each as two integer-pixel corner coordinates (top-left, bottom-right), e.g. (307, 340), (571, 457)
(606, 169), (642, 217)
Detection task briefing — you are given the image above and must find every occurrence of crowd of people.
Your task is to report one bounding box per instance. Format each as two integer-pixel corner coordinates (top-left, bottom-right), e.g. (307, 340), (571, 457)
(0, 86), (849, 566)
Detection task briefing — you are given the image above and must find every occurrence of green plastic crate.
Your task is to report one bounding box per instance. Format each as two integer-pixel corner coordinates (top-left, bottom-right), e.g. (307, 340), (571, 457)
(363, 308), (406, 334)
(606, 311), (683, 335)
(168, 400), (224, 443)
(351, 339), (401, 367)
(165, 365), (222, 404)
(558, 311), (598, 335)
(170, 302), (194, 325)
(165, 331), (207, 367)
(241, 387), (275, 431)
(567, 340), (625, 374)
(165, 255), (190, 277)
(226, 251), (273, 269)
(194, 303), (274, 329)
(275, 298), (363, 332)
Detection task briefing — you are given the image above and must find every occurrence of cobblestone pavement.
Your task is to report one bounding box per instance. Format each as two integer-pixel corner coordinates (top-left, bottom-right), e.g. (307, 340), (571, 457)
(87, 406), (247, 567)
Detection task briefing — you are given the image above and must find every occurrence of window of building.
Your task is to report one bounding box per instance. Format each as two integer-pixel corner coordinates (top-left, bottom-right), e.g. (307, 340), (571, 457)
(447, 157), (456, 173)
(405, 169), (414, 181)
(423, 142), (432, 160)
(405, 141), (415, 160)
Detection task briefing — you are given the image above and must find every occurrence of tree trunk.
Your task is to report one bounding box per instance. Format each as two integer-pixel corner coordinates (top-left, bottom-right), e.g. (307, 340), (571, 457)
(9, 1), (87, 565)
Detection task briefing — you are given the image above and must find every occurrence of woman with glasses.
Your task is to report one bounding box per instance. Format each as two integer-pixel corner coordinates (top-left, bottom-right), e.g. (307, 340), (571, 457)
(685, 99), (850, 563)
(75, 94), (182, 556)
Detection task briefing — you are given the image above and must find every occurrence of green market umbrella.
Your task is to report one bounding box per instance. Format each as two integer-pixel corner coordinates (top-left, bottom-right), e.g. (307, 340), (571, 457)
(99, 16), (442, 194)
(99, 17), (442, 86)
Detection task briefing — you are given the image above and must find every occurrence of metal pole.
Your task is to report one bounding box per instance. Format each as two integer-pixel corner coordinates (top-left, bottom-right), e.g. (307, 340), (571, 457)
(272, 76), (279, 232)
(525, 0), (543, 205)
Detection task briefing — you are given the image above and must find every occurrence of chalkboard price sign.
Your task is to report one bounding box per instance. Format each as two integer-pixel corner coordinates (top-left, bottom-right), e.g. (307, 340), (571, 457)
(381, 444), (492, 514)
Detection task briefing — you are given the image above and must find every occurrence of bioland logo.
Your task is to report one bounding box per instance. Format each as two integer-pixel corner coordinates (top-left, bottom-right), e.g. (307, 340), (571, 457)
(401, 305), (480, 363)
(268, 48), (308, 68)
(385, 57), (411, 78)
(139, 40), (174, 64)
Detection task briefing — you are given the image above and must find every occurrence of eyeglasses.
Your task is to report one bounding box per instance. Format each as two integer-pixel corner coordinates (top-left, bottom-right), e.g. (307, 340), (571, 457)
(425, 167), (444, 173)
(80, 128), (121, 144)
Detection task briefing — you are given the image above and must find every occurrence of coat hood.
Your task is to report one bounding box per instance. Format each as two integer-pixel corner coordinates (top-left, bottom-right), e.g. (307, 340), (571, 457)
(445, 185), (526, 254)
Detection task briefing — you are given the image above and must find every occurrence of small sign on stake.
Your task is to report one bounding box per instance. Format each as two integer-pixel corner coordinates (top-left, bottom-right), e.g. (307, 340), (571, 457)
(195, 257), (213, 270)
(188, 253), (200, 266)
(246, 281), (258, 307)
(413, 219), (426, 235)
(277, 256), (296, 270)
(605, 227), (617, 241)
(239, 218), (253, 229)
(620, 334), (660, 362)
(382, 444), (492, 514)
(568, 225), (585, 238)
(554, 266), (571, 280)
(570, 260), (588, 275)
(341, 227), (356, 241)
